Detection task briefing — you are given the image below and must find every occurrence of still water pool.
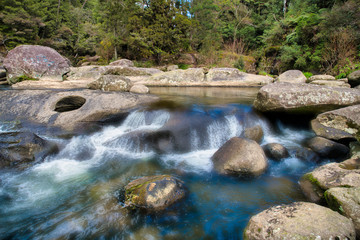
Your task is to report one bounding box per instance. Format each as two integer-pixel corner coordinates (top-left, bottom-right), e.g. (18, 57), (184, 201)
(0, 87), (321, 239)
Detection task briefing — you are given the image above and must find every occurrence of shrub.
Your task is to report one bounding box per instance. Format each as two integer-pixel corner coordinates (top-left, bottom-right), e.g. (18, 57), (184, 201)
(234, 57), (245, 71)
(303, 72), (313, 79)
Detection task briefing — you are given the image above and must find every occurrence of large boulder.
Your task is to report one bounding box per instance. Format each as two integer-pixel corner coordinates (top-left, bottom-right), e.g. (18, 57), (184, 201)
(241, 125), (264, 143)
(307, 136), (349, 160)
(144, 68), (206, 86)
(300, 161), (360, 203)
(311, 104), (360, 141)
(276, 70), (307, 83)
(124, 175), (186, 211)
(109, 59), (134, 67)
(0, 89), (158, 132)
(253, 82), (360, 114)
(205, 68), (273, 86)
(263, 143), (289, 161)
(348, 70), (360, 87)
(3, 45), (70, 84)
(211, 137), (268, 177)
(88, 75), (133, 92)
(66, 66), (106, 82)
(244, 202), (355, 240)
(309, 80), (351, 88)
(0, 131), (58, 169)
(326, 187), (360, 236)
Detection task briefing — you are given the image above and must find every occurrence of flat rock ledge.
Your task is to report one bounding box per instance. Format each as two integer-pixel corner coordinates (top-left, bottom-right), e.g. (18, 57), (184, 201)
(0, 89), (158, 132)
(244, 202), (355, 240)
(254, 82), (360, 114)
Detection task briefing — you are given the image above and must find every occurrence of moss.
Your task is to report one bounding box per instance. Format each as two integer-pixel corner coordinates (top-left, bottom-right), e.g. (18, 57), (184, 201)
(324, 190), (344, 214)
(9, 75), (38, 84)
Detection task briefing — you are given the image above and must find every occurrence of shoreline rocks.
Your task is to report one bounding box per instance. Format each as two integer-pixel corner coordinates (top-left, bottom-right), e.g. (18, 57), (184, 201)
(276, 70), (307, 84)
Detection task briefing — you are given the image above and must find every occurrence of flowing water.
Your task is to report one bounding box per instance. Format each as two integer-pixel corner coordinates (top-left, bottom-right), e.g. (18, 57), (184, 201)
(0, 87), (322, 239)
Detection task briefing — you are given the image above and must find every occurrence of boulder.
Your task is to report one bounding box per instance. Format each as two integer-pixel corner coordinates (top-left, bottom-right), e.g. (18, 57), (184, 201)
(3, 45), (70, 84)
(300, 161), (360, 203)
(211, 137), (268, 177)
(88, 75), (132, 92)
(145, 68), (206, 86)
(244, 202), (355, 240)
(263, 143), (289, 161)
(295, 147), (320, 163)
(307, 136), (349, 159)
(66, 66), (106, 82)
(348, 70), (360, 87)
(241, 125), (264, 143)
(309, 80), (351, 88)
(206, 68), (273, 86)
(308, 74), (336, 82)
(311, 104), (360, 141)
(167, 65), (179, 71)
(0, 89), (158, 132)
(276, 70), (307, 83)
(124, 175), (186, 211)
(0, 131), (58, 169)
(109, 59), (134, 67)
(104, 66), (162, 76)
(130, 84), (149, 94)
(253, 82), (360, 114)
(325, 187), (360, 236)
(0, 68), (6, 80)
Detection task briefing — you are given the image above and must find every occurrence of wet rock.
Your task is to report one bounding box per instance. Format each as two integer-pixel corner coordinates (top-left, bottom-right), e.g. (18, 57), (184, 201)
(0, 89), (158, 132)
(300, 161), (360, 203)
(212, 137), (268, 177)
(309, 80), (351, 88)
(88, 75), (133, 92)
(244, 202), (355, 240)
(276, 70), (306, 83)
(0, 131), (58, 169)
(130, 84), (149, 94)
(145, 68), (206, 86)
(348, 70), (360, 87)
(254, 82), (360, 114)
(3, 45), (70, 84)
(295, 147), (319, 162)
(325, 187), (360, 236)
(124, 175), (186, 211)
(311, 104), (360, 141)
(241, 125), (264, 143)
(263, 143), (289, 161)
(307, 136), (349, 159)
(109, 59), (134, 67)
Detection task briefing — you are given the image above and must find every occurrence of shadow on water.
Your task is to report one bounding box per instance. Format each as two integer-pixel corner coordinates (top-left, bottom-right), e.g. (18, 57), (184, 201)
(0, 87), (324, 239)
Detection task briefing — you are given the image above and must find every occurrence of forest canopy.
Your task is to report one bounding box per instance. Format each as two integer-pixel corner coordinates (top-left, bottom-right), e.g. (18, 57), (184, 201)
(0, 0), (359, 76)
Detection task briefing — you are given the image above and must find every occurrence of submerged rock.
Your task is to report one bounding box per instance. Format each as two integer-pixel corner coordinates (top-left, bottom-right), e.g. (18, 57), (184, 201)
(300, 161), (360, 203)
(276, 70), (306, 83)
(295, 147), (320, 163)
(88, 75), (133, 92)
(307, 136), (349, 160)
(263, 143), (289, 161)
(0, 131), (58, 169)
(254, 82), (360, 114)
(241, 125), (264, 143)
(325, 187), (360, 236)
(212, 137), (268, 177)
(4, 45), (70, 84)
(124, 175), (186, 211)
(244, 202), (355, 240)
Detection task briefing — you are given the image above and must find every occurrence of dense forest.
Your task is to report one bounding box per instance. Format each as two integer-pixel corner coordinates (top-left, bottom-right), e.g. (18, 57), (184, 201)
(0, 0), (359, 76)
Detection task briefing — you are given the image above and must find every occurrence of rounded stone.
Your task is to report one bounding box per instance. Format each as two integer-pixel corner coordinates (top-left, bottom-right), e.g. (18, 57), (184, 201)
(244, 202), (355, 240)
(211, 137), (268, 177)
(263, 143), (289, 161)
(348, 70), (360, 87)
(242, 125), (264, 143)
(276, 70), (306, 84)
(130, 84), (149, 94)
(124, 175), (186, 211)
(307, 136), (349, 159)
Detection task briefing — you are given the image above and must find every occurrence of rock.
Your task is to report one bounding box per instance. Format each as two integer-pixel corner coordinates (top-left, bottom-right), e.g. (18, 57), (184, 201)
(311, 104), (360, 141)
(308, 74), (336, 82)
(0, 131), (58, 169)
(130, 84), (149, 94)
(300, 162), (360, 203)
(348, 70), (360, 87)
(124, 175), (186, 211)
(295, 147), (320, 162)
(241, 125), (264, 143)
(88, 75), (133, 92)
(244, 202), (355, 240)
(109, 59), (134, 67)
(325, 187), (360, 236)
(3, 45), (70, 84)
(307, 136), (349, 159)
(0, 68), (6, 80)
(206, 68), (273, 86)
(211, 137), (268, 177)
(263, 143), (289, 161)
(276, 70), (307, 83)
(145, 68), (206, 86)
(167, 65), (179, 71)
(105, 66), (162, 76)
(253, 82), (360, 114)
(309, 80), (351, 88)
(0, 89), (158, 133)
(66, 66), (106, 82)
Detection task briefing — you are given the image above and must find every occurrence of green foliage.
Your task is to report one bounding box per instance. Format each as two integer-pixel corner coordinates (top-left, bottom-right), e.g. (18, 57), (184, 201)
(303, 72), (313, 79)
(334, 60), (360, 79)
(259, 71), (274, 77)
(178, 63), (190, 70)
(234, 57), (245, 70)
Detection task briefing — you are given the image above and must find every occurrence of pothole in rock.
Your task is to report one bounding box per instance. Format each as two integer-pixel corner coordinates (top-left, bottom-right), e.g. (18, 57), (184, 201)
(54, 96), (86, 112)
